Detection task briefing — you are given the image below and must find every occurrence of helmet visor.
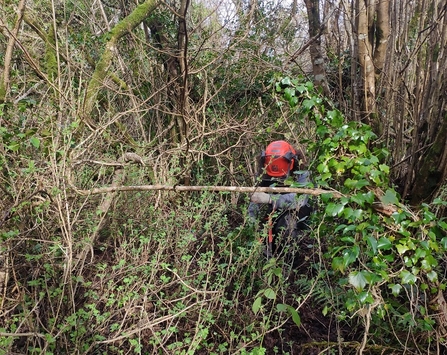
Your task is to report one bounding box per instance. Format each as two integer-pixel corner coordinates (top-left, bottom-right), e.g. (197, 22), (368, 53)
(264, 156), (292, 177)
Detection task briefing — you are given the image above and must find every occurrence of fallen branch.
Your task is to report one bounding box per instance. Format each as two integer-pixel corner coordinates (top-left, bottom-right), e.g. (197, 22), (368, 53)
(71, 184), (344, 198)
(70, 183), (401, 217)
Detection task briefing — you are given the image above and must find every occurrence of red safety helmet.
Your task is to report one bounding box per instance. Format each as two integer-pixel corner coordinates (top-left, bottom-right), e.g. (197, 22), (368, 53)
(261, 140), (297, 177)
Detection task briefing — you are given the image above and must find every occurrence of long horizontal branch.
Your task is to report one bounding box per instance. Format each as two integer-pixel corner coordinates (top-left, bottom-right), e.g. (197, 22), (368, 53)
(71, 184), (401, 216)
(73, 184), (343, 197)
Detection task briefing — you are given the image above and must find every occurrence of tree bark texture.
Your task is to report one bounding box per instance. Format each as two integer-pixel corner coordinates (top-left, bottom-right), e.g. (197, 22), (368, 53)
(304, 0), (330, 95)
(83, 0), (160, 124)
(355, 0), (390, 134)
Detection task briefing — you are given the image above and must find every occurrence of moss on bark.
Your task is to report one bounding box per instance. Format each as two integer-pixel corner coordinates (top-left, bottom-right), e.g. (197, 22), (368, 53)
(83, 0), (160, 122)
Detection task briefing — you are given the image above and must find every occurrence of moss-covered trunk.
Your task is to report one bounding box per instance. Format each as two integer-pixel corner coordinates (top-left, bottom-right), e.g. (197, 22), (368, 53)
(82, 0), (160, 124)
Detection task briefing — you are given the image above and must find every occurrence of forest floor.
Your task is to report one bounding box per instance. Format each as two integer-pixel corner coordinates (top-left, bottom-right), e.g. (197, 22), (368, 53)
(262, 234), (357, 355)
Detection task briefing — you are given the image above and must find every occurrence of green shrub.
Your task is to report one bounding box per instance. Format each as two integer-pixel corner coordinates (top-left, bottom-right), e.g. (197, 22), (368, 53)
(275, 76), (447, 352)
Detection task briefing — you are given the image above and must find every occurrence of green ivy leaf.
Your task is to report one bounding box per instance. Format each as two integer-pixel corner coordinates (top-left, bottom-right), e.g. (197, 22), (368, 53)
(344, 208), (363, 221)
(332, 256), (345, 273)
(327, 110), (343, 127)
(348, 271), (367, 291)
(421, 254), (438, 270)
(351, 191), (375, 206)
(365, 235), (378, 254)
(281, 77), (292, 86)
(358, 290), (374, 304)
(398, 226), (411, 237)
(413, 248), (426, 261)
(400, 270), (417, 285)
(379, 164), (390, 174)
(325, 202), (345, 216)
(317, 163), (329, 174)
(284, 87), (295, 101)
(363, 270), (381, 284)
(396, 243), (410, 255)
(389, 283), (403, 296)
(320, 193), (335, 203)
(343, 245), (359, 267)
(349, 143), (367, 154)
(344, 178), (370, 190)
(302, 98), (315, 110)
(377, 237), (393, 250)
(7, 141), (20, 151)
(391, 211), (407, 224)
(380, 189), (399, 205)
(296, 84), (307, 94)
(426, 270), (438, 282)
(289, 96), (298, 107)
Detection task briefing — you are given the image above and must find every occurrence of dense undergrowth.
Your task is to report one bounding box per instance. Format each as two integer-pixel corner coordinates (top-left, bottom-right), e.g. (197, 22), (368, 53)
(1, 78), (447, 355)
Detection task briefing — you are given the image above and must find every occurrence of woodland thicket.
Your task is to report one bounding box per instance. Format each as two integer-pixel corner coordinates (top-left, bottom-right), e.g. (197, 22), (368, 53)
(1, 0), (447, 354)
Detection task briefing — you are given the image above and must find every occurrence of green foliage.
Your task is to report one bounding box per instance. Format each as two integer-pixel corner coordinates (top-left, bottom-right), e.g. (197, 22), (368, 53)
(2, 0), (445, 351)
(275, 76), (447, 350)
(1, 175), (281, 353)
(252, 258), (301, 327)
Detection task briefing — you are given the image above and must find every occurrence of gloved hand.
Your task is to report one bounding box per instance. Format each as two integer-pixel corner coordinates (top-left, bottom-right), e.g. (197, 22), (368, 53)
(250, 192), (271, 204)
(270, 193), (308, 210)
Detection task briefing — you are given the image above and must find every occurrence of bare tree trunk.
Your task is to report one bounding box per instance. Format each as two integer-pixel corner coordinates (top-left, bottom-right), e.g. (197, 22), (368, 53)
(356, 0), (376, 127)
(177, 0), (191, 184)
(303, 0), (330, 95)
(373, 0), (390, 74)
(323, 0), (347, 106)
(147, 0), (190, 151)
(355, 0), (390, 134)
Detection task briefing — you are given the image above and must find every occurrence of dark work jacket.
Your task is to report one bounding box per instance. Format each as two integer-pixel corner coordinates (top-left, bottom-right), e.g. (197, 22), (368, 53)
(248, 171), (313, 255)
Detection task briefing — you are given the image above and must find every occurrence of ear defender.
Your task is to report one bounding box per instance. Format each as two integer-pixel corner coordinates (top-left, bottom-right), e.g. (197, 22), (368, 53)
(260, 150), (266, 166)
(283, 151), (297, 171)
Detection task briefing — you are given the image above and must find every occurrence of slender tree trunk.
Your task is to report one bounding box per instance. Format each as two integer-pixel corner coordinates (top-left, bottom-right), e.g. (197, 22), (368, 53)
(303, 0), (330, 95)
(0, 0), (27, 103)
(356, 0), (376, 125)
(83, 0), (160, 125)
(177, 0), (191, 184)
(355, 0), (390, 134)
(374, 0), (390, 74)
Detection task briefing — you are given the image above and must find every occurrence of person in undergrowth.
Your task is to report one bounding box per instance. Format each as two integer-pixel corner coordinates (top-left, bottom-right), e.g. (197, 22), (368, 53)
(248, 140), (313, 260)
